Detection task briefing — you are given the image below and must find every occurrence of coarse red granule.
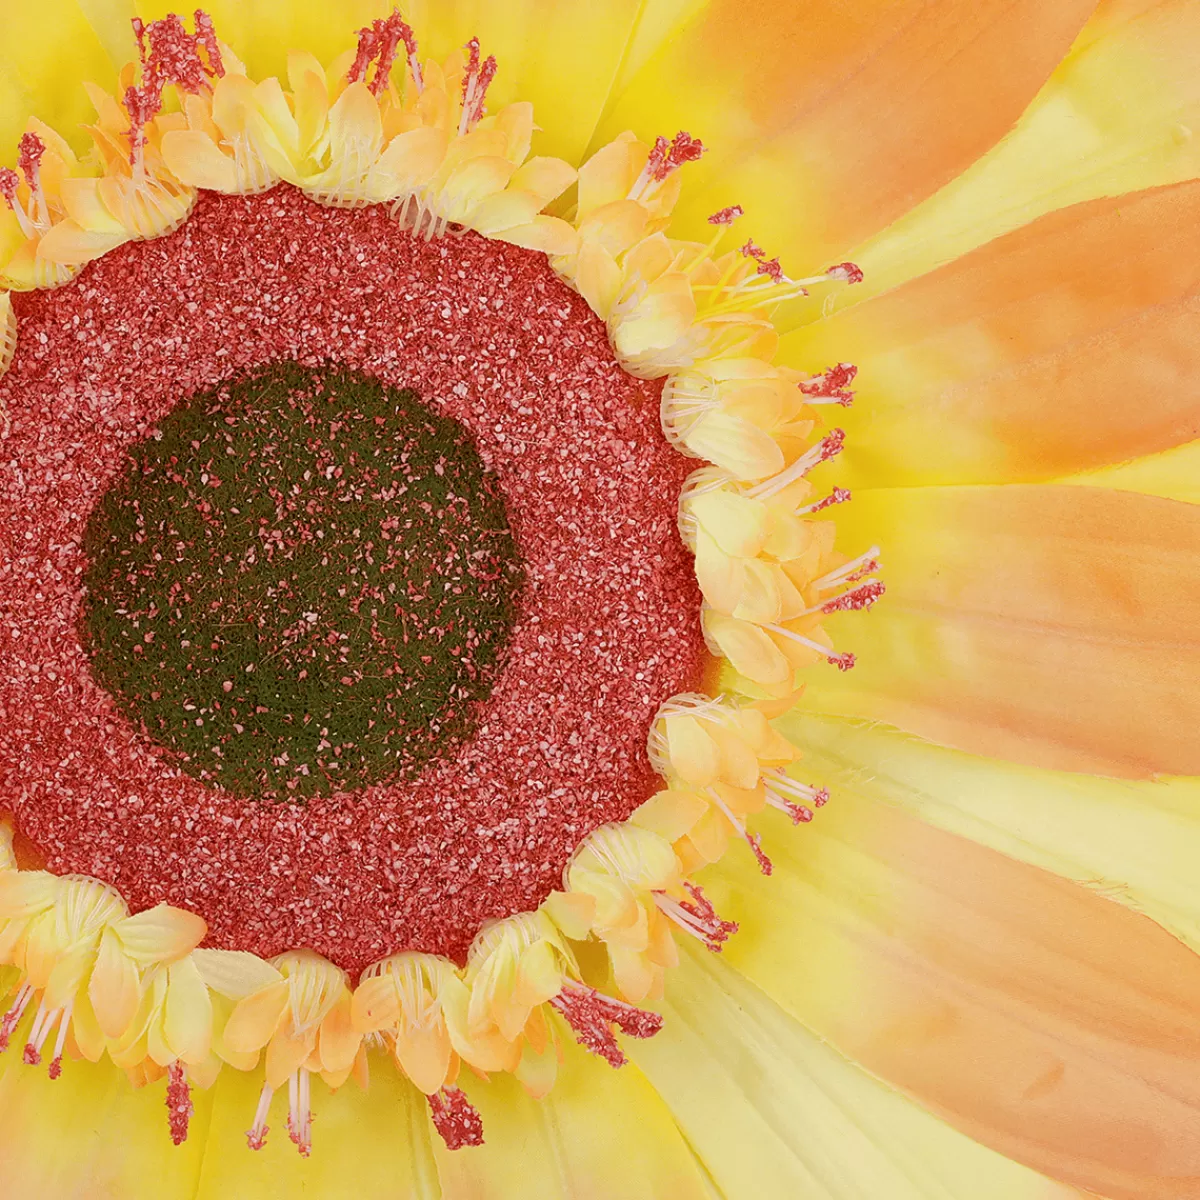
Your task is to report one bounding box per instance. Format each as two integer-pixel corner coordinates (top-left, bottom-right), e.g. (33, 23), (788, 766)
(0, 187), (707, 972)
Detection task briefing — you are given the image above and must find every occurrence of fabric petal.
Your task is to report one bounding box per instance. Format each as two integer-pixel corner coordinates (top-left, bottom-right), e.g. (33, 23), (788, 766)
(782, 710), (1200, 961)
(705, 794), (1200, 1200)
(191, 1054), (442, 1198)
(0, 1043), (210, 1197)
(628, 943), (1080, 1200)
(784, 181), (1200, 488)
(0, 0), (128, 154)
(841, 0), (1200, 306)
(432, 1040), (711, 1199)
(593, 0), (1094, 270)
(802, 484), (1200, 778)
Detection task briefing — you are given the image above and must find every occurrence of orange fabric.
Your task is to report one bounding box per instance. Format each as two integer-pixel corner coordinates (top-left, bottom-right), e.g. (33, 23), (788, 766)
(783, 180), (1200, 487)
(710, 795), (1200, 1200)
(594, 0), (1097, 266)
(804, 484), (1200, 778)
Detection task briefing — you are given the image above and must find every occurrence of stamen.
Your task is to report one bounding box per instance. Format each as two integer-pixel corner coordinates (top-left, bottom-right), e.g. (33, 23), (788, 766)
(819, 580), (885, 614)
(0, 983), (33, 1051)
(123, 11), (223, 170)
(48, 1001), (72, 1079)
(655, 883), (738, 952)
(746, 429), (845, 500)
(800, 362), (857, 406)
(166, 1061), (193, 1145)
(551, 982), (663, 1068)
(286, 1068), (313, 1156)
(427, 1087), (485, 1150)
(812, 547), (881, 591)
(349, 10), (418, 96)
(22, 997), (52, 1064)
(706, 787), (772, 875)
(764, 622), (856, 670)
(629, 131), (705, 201)
(797, 486), (852, 515)
(458, 37), (497, 134)
(17, 133), (47, 228)
(764, 770), (829, 824)
(246, 1082), (273, 1150)
(707, 205), (743, 226)
(826, 262), (864, 284)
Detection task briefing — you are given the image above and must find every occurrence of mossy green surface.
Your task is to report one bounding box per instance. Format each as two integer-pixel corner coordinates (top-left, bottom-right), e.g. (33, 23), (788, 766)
(81, 362), (524, 800)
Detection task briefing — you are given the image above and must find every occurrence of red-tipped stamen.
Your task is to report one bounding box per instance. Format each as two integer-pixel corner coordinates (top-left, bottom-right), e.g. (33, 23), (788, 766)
(428, 1087), (485, 1150)
(630, 131), (705, 200)
(764, 622), (857, 671)
(826, 262), (864, 284)
(813, 547), (881, 591)
(349, 10), (418, 96)
(800, 362), (857, 406)
(458, 37), (497, 134)
(123, 12), (222, 168)
(747, 429), (845, 500)
(819, 580), (885, 614)
(656, 883), (738, 952)
(246, 1082), (273, 1150)
(0, 984), (33, 1052)
(286, 1067), (313, 1156)
(763, 770), (829, 824)
(167, 1061), (193, 1145)
(707, 787), (772, 875)
(798, 486), (852, 515)
(551, 982), (663, 1068)
(707, 205), (743, 226)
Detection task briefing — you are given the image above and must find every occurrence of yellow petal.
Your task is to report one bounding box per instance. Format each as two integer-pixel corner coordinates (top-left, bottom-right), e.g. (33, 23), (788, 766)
(159, 129), (241, 193)
(393, 1022), (452, 1096)
(702, 610), (789, 686)
(666, 714), (719, 787)
(684, 411), (785, 481)
(629, 944), (1077, 1200)
(192, 948), (281, 999)
(222, 979), (290, 1055)
(34, 218), (129, 266)
(165, 957), (214, 1064)
(432, 1041), (711, 1199)
(113, 904), (206, 966)
(350, 974), (400, 1032)
(709, 795), (1200, 1200)
(788, 711), (1200, 964)
(317, 991), (360, 1076)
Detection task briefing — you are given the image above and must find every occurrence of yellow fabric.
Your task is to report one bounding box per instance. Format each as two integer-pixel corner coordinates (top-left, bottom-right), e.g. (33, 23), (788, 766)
(0, 1033), (212, 1198)
(812, 0), (1200, 313)
(433, 1039), (712, 1199)
(628, 945), (1079, 1200)
(800, 483), (1200, 778)
(1059, 437), (1200, 504)
(704, 796), (1200, 1200)
(0, 0), (128, 154)
(783, 711), (1200, 961)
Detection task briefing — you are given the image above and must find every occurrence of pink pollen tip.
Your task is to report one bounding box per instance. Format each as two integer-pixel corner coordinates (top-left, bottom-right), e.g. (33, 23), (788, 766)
(22, 1044), (40, 1066)
(828, 652), (856, 671)
(822, 581), (886, 614)
(246, 1126), (269, 1151)
(755, 256), (784, 284)
(748, 832), (773, 875)
(739, 238), (765, 261)
(0, 168), (19, 209)
(17, 133), (45, 181)
(820, 428), (846, 461)
(826, 262), (864, 285)
(48, 1056), (63, 1080)
(812, 788), (830, 808)
(428, 1088), (485, 1151)
(811, 486), (852, 513)
(707, 205), (744, 226)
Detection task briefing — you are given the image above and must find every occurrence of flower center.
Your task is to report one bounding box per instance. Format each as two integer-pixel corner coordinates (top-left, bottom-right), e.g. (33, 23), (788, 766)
(0, 188), (706, 970)
(80, 362), (523, 800)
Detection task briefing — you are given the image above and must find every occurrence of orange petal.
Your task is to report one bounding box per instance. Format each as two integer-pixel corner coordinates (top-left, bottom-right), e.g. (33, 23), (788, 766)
(113, 904), (207, 965)
(805, 484), (1200, 778)
(87, 927), (139, 1038)
(595, 0), (1095, 267)
(707, 795), (1200, 1200)
(784, 181), (1200, 487)
(221, 980), (290, 1055)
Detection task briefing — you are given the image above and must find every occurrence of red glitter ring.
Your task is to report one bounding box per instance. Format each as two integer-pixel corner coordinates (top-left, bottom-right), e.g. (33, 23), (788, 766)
(0, 9), (879, 1156)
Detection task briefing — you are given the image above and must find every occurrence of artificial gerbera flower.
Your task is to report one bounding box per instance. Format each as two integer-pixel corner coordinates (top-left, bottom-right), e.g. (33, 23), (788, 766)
(1, 1), (1199, 1197)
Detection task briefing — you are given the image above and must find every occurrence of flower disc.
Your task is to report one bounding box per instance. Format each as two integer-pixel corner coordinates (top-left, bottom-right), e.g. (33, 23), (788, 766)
(0, 188), (706, 969)
(80, 362), (524, 800)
